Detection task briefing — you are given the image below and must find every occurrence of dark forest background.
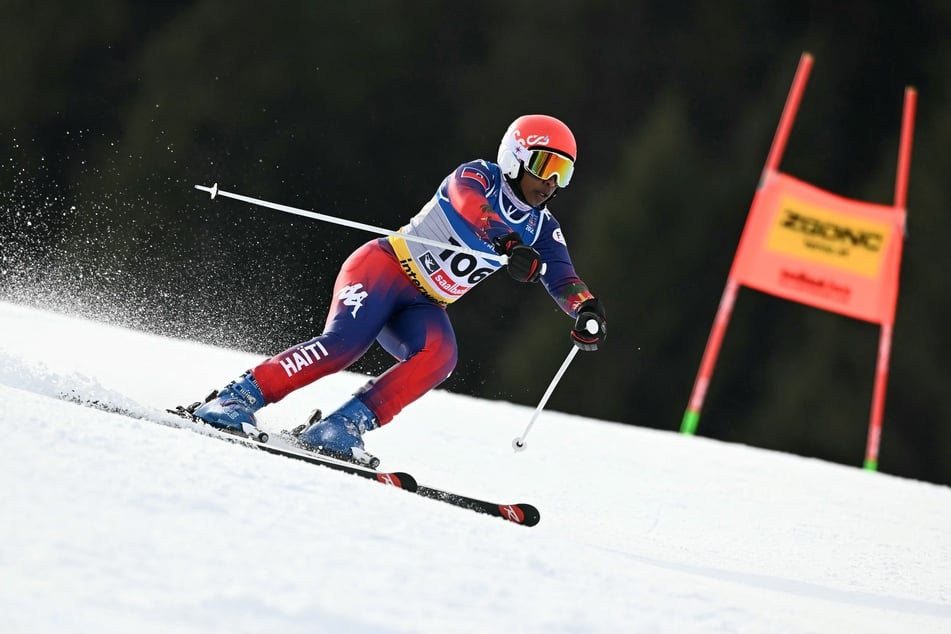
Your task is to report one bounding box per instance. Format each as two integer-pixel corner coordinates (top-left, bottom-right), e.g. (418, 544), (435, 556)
(2, 2), (949, 485)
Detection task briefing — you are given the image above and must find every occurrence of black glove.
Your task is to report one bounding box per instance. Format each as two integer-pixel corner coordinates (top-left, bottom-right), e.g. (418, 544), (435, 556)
(493, 231), (542, 283)
(571, 298), (607, 351)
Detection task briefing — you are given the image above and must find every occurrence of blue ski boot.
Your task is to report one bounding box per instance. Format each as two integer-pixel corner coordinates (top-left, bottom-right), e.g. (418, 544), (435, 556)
(191, 371), (268, 440)
(297, 397), (379, 466)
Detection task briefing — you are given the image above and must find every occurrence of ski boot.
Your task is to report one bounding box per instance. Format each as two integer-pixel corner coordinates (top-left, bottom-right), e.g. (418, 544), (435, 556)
(295, 397), (380, 467)
(187, 371), (269, 442)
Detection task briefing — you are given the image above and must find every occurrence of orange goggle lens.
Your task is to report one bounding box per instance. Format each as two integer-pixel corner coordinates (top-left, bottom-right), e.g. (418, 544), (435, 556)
(524, 150), (574, 187)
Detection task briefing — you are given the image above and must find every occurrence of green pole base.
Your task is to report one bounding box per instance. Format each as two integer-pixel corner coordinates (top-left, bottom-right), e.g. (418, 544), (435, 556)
(863, 459), (878, 471)
(680, 410), (700, 435)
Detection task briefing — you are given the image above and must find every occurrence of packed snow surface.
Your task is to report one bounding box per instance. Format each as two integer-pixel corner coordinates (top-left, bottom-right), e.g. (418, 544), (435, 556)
(1, 301), (949, 633)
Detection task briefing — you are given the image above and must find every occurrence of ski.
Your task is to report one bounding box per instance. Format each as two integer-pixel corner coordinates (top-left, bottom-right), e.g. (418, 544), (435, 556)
(415, 486), (541, 527)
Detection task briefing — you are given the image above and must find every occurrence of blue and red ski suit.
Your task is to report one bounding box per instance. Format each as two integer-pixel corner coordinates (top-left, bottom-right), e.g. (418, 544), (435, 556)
(252, 159), (595, 424)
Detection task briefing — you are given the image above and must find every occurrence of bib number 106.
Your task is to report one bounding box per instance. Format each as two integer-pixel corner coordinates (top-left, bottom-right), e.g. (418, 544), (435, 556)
(438, 237), (494, 284)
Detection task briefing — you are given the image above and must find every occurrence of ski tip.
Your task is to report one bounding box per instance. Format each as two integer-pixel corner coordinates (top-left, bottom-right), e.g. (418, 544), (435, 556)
(521, 504), (541, 527)
(500, 503), (541, 527)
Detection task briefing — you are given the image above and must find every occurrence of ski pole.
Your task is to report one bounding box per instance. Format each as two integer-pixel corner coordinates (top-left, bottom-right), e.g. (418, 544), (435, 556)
(512, 319), (598, 452)
(194, 183), (507, 264)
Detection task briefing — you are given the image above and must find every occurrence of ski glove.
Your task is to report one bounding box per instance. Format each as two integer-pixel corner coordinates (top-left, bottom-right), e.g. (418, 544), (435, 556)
(571, 298), (607, 351)
(493, 231), (542, 283)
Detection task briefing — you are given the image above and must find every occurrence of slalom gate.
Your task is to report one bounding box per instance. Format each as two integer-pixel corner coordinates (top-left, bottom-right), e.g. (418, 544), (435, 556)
(680, 52), (917, 471)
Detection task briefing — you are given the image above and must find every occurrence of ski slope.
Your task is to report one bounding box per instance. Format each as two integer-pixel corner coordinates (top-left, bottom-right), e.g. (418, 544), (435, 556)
(1, 300), (949, 633)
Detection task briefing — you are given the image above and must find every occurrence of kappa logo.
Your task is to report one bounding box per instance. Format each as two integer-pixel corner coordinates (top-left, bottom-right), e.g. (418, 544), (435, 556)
(338, 283), (368, 317)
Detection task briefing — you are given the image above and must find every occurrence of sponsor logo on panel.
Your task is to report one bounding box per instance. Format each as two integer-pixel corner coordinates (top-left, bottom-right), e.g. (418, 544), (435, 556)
(767, 197), (891, 278)
(778, 270), (852, 304)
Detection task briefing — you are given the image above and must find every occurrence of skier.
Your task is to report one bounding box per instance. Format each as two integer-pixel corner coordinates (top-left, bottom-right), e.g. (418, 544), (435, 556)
(190, 114), (607, 465)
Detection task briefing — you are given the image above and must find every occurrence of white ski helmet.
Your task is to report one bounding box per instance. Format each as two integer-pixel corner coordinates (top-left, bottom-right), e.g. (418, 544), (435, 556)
(497, 114), (577, 187)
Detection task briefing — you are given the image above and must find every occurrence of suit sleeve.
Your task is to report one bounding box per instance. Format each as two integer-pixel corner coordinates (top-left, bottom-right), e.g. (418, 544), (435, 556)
(446, 163), (512, 243)
(533, 220), (596, 317)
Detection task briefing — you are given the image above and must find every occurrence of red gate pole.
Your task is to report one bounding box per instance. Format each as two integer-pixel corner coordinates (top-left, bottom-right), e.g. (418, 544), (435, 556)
(864, 87), (916, 470)
(681, 53), (814, 434)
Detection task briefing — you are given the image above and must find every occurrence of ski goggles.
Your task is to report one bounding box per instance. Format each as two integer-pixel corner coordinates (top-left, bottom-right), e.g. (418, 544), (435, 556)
(524, 149), (575, 187)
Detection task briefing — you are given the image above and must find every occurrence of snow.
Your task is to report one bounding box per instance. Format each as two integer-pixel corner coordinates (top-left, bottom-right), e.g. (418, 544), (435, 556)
(1, 300), (949, 634)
